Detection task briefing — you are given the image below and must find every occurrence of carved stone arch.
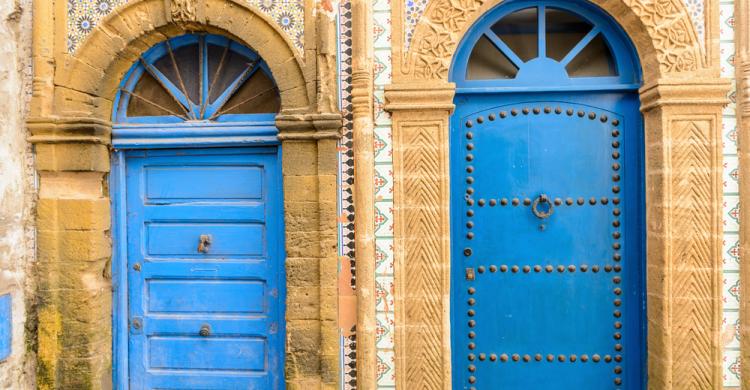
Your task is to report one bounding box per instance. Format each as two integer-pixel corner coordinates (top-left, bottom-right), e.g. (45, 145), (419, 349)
(55, 0), (310, 119)
(401, 0), (705, 82)
(385, 0), (730, 389)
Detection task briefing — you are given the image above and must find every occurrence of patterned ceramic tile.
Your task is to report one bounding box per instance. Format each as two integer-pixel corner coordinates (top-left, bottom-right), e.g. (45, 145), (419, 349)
(684, 0), (705, 46)
(723, 309), (741, 349)
(375, 239), (395, 275)
(720, 1), (740, 386)
(376, 311), (396, 349)
(724, 233), (741, 272)
(404, 0), (430, 51)
(66, 0), (305, 53)
(721, 41), (736, 77)
(723, 116), (738, 154)
(723, 272), (741, 310)
(374, 201), (394, 237)
(376, 350), (396, 387)
(375, 276), (395, 313)
(374, 164), (394, 201)
(373, 1), (395, 388)
(724, 195), (740, 232)
(723, 349), (742, 386)
(374, 126), (393, 163)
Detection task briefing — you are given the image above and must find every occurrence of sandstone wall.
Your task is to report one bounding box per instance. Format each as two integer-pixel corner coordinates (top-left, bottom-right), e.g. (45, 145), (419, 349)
(0, 0), (34, 387)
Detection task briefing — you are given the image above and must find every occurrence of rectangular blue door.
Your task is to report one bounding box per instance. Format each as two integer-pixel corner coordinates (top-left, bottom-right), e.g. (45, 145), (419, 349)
(451, 94), (645, 389)
(124, 147), (284, 389)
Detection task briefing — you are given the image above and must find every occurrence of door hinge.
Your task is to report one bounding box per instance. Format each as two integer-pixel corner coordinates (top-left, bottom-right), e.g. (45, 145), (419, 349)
(465, 267), (475, 281)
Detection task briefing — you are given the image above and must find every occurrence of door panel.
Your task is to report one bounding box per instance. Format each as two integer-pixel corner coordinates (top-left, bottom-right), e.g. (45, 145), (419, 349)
(451, 94), (644, 389)
(126, 148), (283, 390)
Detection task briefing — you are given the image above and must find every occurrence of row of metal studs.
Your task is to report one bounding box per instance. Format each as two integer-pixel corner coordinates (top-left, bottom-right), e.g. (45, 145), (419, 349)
(469, 353), (620, 363)
(471, 264), (622, 274)
(464, 110), (476, 389)
(611, 123), (624, 386)
(466, 196), (619, 207)
(465, 106), (622, 129)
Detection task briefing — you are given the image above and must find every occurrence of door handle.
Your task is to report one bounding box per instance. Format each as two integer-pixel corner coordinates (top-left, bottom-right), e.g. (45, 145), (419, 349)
(199, 324), (211, 337)
(532, 194), (554, 219)
(197, 234), (212, 253)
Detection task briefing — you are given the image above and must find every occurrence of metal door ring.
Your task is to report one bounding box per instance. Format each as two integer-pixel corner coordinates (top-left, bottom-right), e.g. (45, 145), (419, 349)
(532, 195), (554, 219)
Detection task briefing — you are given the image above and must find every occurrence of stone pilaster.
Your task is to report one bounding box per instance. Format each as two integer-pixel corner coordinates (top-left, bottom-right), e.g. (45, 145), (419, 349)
(385, 82), (455, 390)
(28, 117), (112, 389)
(639, 79), (730, 389)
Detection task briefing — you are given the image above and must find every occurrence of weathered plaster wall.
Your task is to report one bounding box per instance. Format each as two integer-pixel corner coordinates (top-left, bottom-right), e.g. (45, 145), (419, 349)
(0, 0), (35, 387)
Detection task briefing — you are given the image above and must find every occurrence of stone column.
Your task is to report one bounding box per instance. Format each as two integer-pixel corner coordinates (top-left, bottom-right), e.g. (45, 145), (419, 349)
(350, 0), (377, 388)
(385, 82), (455, 390)
(639, 79), (730, 389)
(277, 112), (341, 390)
(28, 117), (113, 389)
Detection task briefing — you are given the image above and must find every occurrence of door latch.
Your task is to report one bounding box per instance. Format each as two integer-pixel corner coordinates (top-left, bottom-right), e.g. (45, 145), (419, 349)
(197, 234), (212, 253)
(465, 267), (475, 281)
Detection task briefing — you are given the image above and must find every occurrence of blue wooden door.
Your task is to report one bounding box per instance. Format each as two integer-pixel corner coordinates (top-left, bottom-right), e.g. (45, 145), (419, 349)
(450, 2), (645, 389)
(111, 34), (285, 389)
(125, 147), (283, 389)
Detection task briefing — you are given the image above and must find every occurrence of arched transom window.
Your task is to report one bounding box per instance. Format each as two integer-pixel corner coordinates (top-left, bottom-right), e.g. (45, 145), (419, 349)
(115, 34), (280, 124)
(453, 1), (641, 90)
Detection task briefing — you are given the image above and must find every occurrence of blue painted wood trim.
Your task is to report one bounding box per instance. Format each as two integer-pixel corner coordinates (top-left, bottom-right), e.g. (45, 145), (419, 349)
(112, 121), (279, 149)
(111, 153), (128, 389)
(0, 294), (10, 362)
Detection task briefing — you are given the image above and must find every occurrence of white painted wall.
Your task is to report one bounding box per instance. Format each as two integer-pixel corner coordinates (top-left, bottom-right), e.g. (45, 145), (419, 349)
(0, 0), (34, 387)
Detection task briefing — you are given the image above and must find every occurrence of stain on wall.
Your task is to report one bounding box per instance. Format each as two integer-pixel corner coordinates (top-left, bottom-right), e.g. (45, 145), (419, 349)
(0, 0), (35, 387)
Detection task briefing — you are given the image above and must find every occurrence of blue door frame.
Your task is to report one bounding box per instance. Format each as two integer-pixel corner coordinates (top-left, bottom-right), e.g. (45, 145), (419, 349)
(110, 34), (286, 389)
(449, 1), (646, 388)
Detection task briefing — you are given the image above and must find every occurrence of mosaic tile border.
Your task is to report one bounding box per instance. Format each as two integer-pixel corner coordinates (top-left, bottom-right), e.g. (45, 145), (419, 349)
(373, 0), (395, 388)
(66, 0), (305, 53)
(719, 0), (741, 387)
(338, 0), (358, 389)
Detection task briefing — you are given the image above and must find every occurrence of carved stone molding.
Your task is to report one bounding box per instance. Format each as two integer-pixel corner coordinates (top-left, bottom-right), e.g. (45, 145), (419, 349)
(275, 113), (343, 140)
(400, 0), (704, 81)
(27, 116), (111, 145)
(386, 83), (455, 390)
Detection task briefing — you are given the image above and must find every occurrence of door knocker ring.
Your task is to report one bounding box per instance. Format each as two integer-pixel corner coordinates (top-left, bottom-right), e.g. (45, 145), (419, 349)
(532, 194), (554, 219)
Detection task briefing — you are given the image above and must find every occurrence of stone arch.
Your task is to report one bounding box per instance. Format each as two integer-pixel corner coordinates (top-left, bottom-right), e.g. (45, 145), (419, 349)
(55, 0), (310, 120)
(403, 0), (703, 82)
(28, 0), (341, 388)
(385, 0), (729, 389)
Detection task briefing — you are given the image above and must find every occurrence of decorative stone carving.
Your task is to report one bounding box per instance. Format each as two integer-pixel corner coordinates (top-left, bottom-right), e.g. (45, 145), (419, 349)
(406, 0), (702, 80)
(668, 119), (722, 389)
(169, 0), (197, 22)
(620, 0), (702, 72)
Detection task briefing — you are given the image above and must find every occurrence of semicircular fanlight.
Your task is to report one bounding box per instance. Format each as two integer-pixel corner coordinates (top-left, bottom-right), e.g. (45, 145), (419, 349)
(464, 4), (626, 84)
(117, 34), (280, 123)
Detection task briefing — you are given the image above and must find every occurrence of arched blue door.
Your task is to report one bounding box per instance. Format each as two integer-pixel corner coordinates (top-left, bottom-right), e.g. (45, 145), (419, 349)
(450, 1), (645, 389)
(111, 34), (285, 389)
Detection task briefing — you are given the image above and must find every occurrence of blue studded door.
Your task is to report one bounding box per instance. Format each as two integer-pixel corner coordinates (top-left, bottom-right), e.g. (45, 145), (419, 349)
(450, 2), (645, 389)
(124, 148), (284, 389)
